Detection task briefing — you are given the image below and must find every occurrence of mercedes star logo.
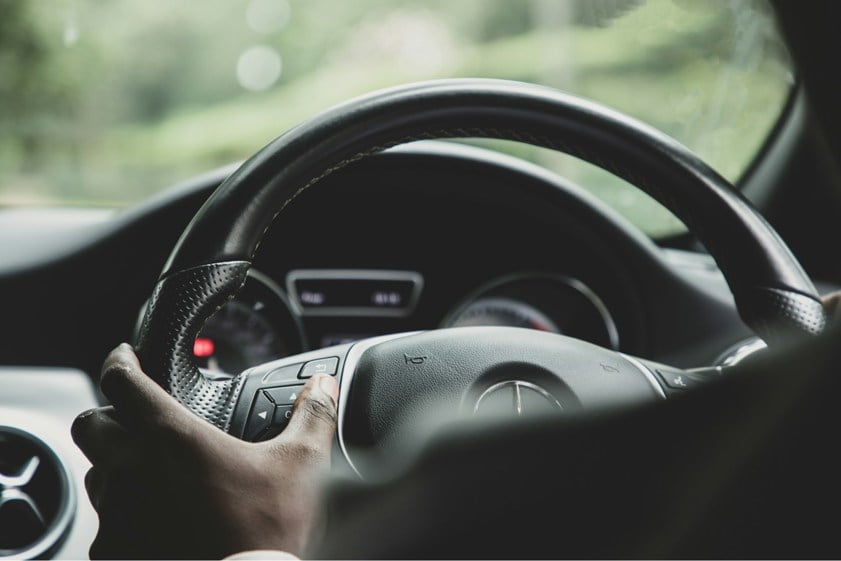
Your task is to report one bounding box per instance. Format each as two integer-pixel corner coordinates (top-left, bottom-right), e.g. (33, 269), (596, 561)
(474, 380), (562, 416)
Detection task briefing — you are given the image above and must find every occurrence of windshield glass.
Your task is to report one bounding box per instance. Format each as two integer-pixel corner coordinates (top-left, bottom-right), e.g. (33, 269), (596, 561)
(1, 0), (791, 237)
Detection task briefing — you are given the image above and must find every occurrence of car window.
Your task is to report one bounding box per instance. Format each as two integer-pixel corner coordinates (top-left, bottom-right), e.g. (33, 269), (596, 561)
(0, 0), (791, 237)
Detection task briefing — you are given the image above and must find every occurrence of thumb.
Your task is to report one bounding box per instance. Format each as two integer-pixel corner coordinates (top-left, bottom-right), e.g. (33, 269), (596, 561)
(822, 289), (841, 324)
(278, 375), (339, 451)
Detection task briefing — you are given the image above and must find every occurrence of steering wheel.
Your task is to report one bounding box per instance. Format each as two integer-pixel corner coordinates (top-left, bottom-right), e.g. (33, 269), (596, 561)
(133, 79), (826, 476)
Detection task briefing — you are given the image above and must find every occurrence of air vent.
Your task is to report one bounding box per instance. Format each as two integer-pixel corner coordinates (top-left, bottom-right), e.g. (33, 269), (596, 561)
(0, 427), (74, 560)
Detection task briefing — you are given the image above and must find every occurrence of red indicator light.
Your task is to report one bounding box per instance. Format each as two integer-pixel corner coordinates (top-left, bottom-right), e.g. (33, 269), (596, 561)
(193, 337), (215, 358)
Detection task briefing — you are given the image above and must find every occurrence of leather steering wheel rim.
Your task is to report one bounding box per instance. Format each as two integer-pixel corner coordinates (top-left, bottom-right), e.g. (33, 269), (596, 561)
(134, 78), (825, 431)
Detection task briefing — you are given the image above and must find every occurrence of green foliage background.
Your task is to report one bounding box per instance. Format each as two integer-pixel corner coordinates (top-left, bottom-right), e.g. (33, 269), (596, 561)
(0, 0), (792, 237)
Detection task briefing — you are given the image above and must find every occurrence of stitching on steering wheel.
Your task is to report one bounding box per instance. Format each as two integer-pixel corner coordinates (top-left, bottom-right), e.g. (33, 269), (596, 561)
(248, 126), (698, 269)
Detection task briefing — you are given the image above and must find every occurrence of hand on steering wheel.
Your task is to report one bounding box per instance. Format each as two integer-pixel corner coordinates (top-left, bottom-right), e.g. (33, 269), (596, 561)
(72, 344), (339, 559)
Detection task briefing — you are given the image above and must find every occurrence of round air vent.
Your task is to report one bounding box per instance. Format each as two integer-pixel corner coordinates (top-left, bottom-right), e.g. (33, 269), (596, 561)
(0, 427), (74, 560)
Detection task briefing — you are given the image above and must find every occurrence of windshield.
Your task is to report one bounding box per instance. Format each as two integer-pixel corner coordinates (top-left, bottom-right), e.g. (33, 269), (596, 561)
(0, 0), (791, 237)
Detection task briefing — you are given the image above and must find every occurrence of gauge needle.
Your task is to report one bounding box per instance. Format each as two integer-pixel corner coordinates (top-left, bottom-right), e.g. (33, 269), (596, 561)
(515, 383), (522, 416)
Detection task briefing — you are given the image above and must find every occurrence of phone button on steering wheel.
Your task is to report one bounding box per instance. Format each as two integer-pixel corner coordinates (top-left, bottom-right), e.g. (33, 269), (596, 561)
(244, 391), (274, 441)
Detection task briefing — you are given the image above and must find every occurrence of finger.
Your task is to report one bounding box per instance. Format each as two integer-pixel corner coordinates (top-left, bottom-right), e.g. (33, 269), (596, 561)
(99, 343), (204, 436)
(822, 290), (841, 323)
(71, 406), (132, 469)
(278, 374), (339, 450)
(84, 468), (105, 511)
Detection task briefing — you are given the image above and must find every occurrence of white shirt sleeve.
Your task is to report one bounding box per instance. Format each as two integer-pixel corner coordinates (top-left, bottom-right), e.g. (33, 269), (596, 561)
(223, 550), (300, 560)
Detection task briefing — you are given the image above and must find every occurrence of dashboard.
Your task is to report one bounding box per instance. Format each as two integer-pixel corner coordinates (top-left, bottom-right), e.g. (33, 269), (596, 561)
(0, 142), (760, 374)
(0, 141), (767, 559)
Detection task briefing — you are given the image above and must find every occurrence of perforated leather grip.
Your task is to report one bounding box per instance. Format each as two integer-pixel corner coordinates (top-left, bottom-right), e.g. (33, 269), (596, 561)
(739, 287), (827, 340)
(140, 79), (825, 428)
(135, 262), (250, 430)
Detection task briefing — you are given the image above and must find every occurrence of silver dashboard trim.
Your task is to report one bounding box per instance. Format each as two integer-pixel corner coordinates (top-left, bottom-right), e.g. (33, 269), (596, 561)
(0, 424), (76, 561)
(0, 367), (99, 560)
(0, 456), (40, 489)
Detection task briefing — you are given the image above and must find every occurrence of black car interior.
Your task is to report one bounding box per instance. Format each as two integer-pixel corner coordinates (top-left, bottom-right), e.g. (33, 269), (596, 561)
(4, 0), (841, 558)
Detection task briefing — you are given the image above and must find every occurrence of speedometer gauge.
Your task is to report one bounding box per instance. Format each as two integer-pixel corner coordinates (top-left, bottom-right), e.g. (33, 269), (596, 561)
(193, 270), (305, 375)
(135, 270), (304, 376)
(194, 300), (287, 374)
(447, 297), (560, 333)
(443, 274), (619, 350)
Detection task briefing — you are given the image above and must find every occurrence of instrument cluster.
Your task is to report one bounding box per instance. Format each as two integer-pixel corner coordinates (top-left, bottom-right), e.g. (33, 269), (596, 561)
(187, 269), (619, 375)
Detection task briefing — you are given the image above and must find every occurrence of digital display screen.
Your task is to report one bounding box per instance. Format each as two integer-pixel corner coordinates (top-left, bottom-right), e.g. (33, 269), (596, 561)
(295, 278), (414, 309)
(287, 270), (422, 317)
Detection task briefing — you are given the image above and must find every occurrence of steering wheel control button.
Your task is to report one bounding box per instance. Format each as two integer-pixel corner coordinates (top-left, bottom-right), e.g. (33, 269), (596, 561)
(263, 385), (304, 406)
(656, 369), (692, 390)
(245, 391), (275, 441)
(299, 357), (339, 379)
(274, 406), (294, 426)
(655, 367), (722, 393)
(261, 405), (295, 439)
(262, 364), (303, 385)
